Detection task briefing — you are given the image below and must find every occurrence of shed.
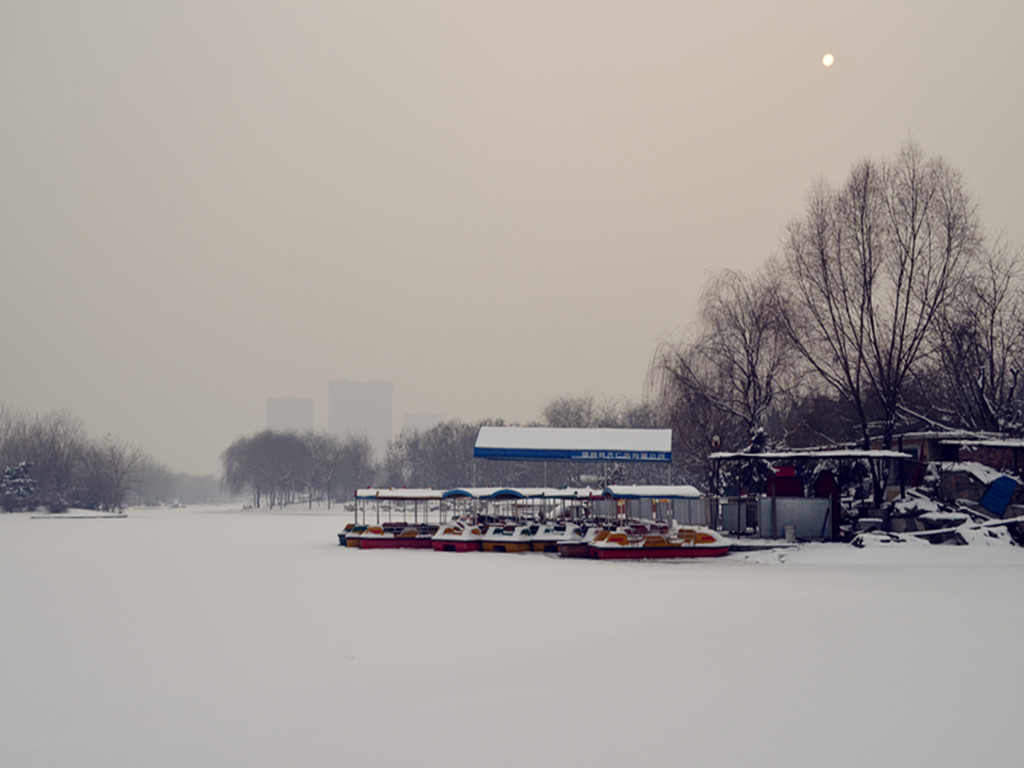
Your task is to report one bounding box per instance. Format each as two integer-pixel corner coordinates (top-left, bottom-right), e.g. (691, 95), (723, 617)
(708, 449), (913, 540)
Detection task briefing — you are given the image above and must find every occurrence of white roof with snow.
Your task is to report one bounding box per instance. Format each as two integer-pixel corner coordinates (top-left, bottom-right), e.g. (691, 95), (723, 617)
(474, 426), (672, 463)
(602, 484), (700, 499)
(354, 488), (443, 500)
(709, 449), (912, 461)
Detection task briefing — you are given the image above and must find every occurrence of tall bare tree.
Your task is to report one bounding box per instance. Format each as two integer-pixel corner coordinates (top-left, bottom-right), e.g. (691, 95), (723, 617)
(777, 141), (981, 452)
(927, 239), (1024, 432)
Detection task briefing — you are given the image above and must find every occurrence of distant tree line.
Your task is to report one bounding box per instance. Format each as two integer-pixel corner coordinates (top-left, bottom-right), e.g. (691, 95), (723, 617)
(0, 405), (225, 512)
(221, 398), (671, 507)
(648, 140), (1024, 499)
(221, 430), (374, 508)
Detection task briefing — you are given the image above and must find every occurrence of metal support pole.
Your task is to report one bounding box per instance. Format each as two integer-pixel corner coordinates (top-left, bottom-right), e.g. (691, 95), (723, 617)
(898, 436), (906, 500)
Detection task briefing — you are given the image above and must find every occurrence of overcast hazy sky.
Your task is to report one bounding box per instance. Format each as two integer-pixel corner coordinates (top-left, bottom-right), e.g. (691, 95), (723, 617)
(3, 1), (1022, 475)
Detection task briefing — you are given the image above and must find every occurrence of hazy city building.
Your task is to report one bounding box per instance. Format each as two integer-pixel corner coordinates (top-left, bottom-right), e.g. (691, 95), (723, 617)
(266, 397), (315, 432)
(402, 412), (444, 434)
(328, 379), (394, 457)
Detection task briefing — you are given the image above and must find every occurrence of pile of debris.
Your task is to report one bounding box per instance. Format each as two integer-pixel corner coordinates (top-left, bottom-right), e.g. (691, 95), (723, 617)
(863, 462), (1024, 546)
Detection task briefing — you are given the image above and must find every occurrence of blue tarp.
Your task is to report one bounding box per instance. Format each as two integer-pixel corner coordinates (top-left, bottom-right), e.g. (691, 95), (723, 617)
(979, 475), (1016, 517)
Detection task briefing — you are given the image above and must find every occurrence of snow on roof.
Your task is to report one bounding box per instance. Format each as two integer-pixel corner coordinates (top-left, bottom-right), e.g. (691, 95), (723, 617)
(474, 426), (672, 462)
(944, 438), (1024, 449)
(602, 484), (700, 499)
(354, 488), (443, 500)
(939, 462), (1012, 485)
(709, 449), (912, 461)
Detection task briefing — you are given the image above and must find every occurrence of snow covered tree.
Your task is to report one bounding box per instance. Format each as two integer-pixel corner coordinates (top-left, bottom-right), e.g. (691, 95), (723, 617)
(1, 461), (37, 512)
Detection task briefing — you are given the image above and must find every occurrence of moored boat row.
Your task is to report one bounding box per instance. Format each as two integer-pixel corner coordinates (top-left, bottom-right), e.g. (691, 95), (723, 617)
(339, 518), (731, 559)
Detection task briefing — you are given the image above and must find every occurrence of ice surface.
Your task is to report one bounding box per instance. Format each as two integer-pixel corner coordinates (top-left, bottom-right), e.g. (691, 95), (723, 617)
(2, 505), (1022, 767)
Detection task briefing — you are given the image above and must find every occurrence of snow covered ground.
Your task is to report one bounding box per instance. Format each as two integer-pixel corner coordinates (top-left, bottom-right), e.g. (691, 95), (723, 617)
(1, 505), (1022, 767)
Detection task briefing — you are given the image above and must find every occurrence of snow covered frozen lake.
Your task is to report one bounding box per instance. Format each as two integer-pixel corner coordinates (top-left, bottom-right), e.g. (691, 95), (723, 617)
(2, 505), (1022, 767)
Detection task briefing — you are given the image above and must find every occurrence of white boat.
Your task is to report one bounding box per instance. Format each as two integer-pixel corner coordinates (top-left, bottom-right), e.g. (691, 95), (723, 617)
(431, 519), (484, 552)
(531, 522), (583, 553)
(480, 522), (534, 553)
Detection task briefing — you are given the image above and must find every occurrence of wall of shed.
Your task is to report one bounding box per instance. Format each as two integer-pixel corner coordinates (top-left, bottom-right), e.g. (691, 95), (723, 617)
(721, 497), (832, 540)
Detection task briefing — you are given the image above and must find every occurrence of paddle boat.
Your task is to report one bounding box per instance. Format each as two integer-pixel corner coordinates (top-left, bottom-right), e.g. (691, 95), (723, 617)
(357, 522), (438, 549)
(432, 519), (484, 552)
(342, 524), (368, 548)
(531, 522), (584, 553)
(588, 524), (731, 559)
(480, 522), (535, 553)
(556, 524), (605, 558)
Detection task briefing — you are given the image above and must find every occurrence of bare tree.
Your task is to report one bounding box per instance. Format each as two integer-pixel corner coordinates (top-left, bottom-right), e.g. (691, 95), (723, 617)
(778, 141), (980, 452)
(222, 430), (373, 509)
(335, 434), (374, 501)
(927, 238), (1024, 432)
(303, 431), (335, 509)
(398, 420), (481, 489)
(379, 432), (412, 489)
(27, 410), (87, 512)
(649, 267), (797, 488)
(221, 431), (308, 508)
(542, 395), (598, 429)
(654, 347), (748, 490)
(131, 458), (178, 506)
(693, 269), (796, 436)
(221, 434), (257, 506)
(80, 435), (144, 512)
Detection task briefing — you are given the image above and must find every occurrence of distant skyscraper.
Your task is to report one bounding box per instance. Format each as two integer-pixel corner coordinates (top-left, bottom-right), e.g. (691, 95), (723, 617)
(266, 397), (315, 432)
(328, 380), (393, 457)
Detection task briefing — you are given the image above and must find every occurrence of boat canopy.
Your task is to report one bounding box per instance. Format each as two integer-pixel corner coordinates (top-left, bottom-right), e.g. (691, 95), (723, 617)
(602, 484), (700, 499)
(474, 426), (672, 463)
(441, 487), (505, 500)
(442, 486), (598, 500)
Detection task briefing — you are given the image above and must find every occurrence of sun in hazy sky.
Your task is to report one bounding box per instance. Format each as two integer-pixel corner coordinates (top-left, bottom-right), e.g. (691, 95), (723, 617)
(822, 52), (835, 67)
